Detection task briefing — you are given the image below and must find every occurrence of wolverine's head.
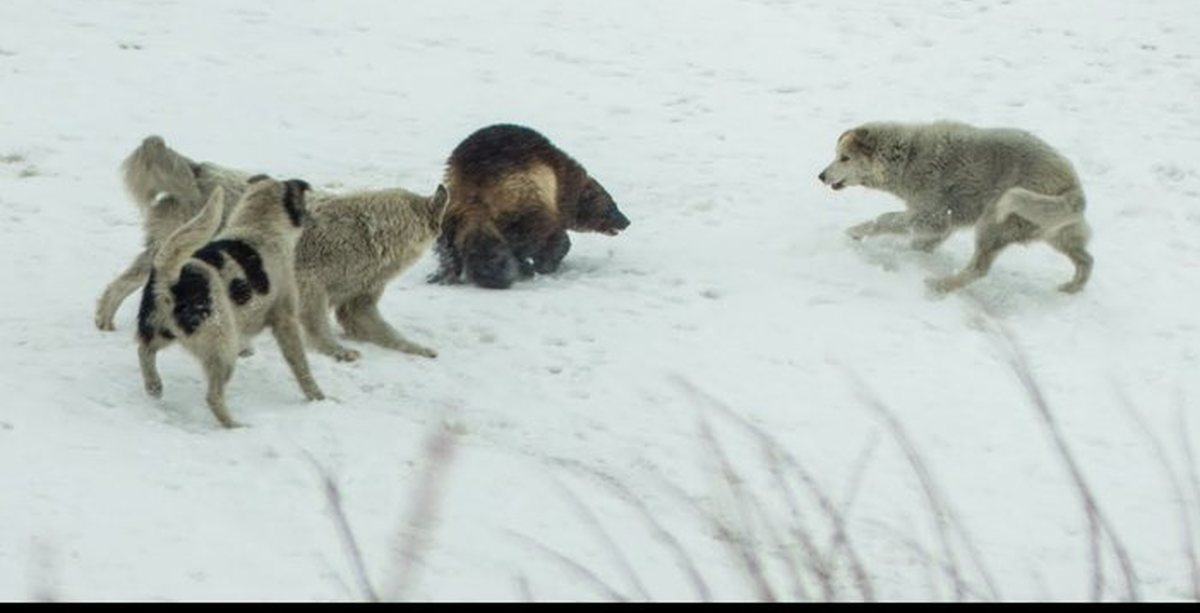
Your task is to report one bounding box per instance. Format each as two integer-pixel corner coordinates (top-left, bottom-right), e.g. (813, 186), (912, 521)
(572, 177), (630, 236)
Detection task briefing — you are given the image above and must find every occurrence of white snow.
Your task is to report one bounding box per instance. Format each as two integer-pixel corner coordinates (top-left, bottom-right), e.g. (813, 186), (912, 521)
(2, 0), (1199, 602)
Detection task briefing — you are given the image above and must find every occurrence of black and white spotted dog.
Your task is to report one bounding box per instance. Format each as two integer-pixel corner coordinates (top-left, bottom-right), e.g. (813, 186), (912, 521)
(136, 176), (324, 428)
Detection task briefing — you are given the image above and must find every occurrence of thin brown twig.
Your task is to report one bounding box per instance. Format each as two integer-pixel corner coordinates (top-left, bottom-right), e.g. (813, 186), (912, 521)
(308, 455), (380, 602)
(760, 445), (831, 601)
(1177, 408), (1200, 601)
(506, 530), (629, 601)
(545, 474), (653, 600)
(850, 374), (1000, 601)
(696, 416), (778, 602)
(383, 428), (459, 602)
(549, 457), (714, 601)
(1116, 389), (1199, 602)
(674, 377), (876, 601)
(820, 432), (881, 598)
(988, 321), (1140, 602)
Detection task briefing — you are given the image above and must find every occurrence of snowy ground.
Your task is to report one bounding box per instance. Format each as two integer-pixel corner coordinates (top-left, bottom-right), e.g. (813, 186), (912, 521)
(2, 0), (1199, 602)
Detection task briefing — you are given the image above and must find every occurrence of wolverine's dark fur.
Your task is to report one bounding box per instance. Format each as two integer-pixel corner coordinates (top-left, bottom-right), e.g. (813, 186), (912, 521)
(429, 124), (630, 289)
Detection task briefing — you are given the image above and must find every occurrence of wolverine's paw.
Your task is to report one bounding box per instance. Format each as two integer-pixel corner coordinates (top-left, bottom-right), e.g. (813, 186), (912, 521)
(517, 259), (535, 279)
(426, 269), (460, 285)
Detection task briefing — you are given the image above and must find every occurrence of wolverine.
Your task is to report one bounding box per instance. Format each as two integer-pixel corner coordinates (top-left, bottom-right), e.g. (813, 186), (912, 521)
(428, 124), (630, 289)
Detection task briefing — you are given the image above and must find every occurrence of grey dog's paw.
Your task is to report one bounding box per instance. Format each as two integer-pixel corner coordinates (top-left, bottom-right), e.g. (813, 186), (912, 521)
(925, 275), (958, 294)
(1058, 280), (1086, 294)
(410, 344), (438, 359)
(144, 379), (164, 398)
(845, 221), (874, 241)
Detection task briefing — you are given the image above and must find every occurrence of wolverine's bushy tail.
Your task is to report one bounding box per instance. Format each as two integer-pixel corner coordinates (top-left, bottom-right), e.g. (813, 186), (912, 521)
(122, 135), (204, 213)
(153, 186), (225, 286)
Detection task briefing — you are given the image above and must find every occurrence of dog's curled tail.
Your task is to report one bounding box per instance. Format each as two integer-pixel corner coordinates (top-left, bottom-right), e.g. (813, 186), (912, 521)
(153, 186), (225, 287)
(1001, 186), (1087, 232)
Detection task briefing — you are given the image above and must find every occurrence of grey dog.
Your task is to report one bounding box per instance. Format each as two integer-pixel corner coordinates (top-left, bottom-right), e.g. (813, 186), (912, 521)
(819, 121), (1093, 293)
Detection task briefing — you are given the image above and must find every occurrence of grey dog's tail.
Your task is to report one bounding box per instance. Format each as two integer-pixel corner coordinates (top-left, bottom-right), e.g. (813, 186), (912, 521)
(1004, 186), (1087, 231)
(152, 186), (225, 289)
(121, 135), (204, 213)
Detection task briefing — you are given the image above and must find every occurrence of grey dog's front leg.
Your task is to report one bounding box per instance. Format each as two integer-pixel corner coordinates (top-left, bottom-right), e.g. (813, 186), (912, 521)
(846, 211), (911, 240)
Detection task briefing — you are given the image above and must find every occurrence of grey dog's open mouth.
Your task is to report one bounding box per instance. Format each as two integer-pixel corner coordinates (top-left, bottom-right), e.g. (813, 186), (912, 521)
(831, 181), (846, 191)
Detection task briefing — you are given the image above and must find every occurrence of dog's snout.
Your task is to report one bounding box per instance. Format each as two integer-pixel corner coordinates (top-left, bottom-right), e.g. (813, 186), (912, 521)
(818, 171), (827, 183)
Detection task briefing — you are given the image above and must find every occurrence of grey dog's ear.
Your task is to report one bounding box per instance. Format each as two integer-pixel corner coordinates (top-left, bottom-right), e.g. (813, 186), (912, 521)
(844, 127), (877, 157)
(247, 174), (271, 184)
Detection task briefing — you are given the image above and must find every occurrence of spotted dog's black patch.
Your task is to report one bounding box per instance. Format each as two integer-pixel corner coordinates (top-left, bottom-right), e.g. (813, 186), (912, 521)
(193, 245), (225, 270)
(171, 264), (212, 336)
(228, 278), (252, 305)
(281, 179), (310, 227)
(159, 329), (175, 340)
(193, 240), (269, 295)
(136, 270), (158, 343)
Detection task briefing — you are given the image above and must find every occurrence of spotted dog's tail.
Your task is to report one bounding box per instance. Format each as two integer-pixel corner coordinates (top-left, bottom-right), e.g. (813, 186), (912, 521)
(152, 186), (225, 288)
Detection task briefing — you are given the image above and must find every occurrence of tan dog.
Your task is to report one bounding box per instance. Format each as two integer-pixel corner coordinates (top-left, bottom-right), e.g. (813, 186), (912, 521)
(819, 121), (1093, 293)
(136, 177), (323, 428)
(294, 185), (449, 362)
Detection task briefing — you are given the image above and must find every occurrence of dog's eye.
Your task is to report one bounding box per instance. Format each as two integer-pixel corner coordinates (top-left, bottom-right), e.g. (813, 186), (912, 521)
(839, 155), (850, 162)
